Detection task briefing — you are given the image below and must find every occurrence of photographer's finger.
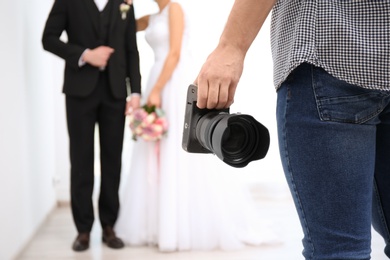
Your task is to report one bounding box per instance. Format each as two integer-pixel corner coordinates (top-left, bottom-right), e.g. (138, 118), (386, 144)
(206, 83), (220, 109)
(196, 78), (208, 109)
(193, 75), (199, 85)
(226, 83), (237, 108)
(215, 81), (230, 109)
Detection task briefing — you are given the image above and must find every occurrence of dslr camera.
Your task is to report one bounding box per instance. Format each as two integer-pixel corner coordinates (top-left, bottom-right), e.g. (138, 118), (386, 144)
(182, 84), (270, 168)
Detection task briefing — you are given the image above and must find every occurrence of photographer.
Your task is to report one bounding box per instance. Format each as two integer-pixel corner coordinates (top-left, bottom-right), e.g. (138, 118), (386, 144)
(195, 0), (390, 259)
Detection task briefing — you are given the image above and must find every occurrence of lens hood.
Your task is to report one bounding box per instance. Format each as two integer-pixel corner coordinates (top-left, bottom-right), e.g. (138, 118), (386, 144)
(211, 114), (270, 168)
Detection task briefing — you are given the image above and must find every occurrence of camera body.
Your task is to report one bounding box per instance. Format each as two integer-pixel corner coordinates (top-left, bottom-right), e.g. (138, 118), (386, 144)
(182, 84), (270, 168)
(182, 84), (229, 154)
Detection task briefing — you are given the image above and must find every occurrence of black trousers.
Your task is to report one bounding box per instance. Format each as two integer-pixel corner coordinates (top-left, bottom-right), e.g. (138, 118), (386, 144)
(66, 71), (126, 233)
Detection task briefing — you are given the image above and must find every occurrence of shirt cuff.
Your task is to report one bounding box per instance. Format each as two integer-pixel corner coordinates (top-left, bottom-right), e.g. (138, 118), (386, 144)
(126, 93), (141, 101)
(78, 49), (89, 67)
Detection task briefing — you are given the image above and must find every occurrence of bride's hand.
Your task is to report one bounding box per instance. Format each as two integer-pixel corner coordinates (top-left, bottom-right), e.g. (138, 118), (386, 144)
(147, 88), (162, 108)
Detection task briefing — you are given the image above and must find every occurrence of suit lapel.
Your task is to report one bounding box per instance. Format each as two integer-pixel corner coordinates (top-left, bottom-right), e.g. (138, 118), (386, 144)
(110, 0), (121, 36)
(81, 0), (100, 35)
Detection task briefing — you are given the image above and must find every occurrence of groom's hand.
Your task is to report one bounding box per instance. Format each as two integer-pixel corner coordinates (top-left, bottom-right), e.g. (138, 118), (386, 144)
(82, 46), (114, 68)
(125, 94), (141, 115)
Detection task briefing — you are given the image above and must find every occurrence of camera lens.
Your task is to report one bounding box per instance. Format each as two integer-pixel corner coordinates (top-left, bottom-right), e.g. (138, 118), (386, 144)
(221, 123), (248, 155)
(220, 117), (257, 163)
(195, 112), (270, 168)
(195, 112), (226, 152)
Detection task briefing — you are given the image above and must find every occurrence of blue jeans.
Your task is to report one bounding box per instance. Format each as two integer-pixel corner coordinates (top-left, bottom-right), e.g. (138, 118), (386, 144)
(277, 63), (390, 259)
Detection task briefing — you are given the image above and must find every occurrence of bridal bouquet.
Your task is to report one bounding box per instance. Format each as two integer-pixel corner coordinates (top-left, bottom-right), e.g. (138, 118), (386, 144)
(128, 105), (168, 142)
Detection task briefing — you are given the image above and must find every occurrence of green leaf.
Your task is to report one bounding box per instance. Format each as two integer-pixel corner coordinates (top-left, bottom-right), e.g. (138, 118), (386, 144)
(142, 104), (156, 114)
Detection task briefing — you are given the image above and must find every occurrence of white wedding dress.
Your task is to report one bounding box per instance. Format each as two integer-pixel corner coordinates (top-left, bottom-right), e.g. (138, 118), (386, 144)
(114, 1), (279, 251)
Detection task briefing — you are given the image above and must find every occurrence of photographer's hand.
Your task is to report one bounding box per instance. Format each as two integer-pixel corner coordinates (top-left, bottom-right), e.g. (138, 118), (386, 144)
(195, 45), (244, 110)
(195, 0), (275, 110)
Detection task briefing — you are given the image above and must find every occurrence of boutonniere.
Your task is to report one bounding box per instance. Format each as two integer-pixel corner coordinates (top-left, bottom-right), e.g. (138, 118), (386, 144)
(119, 1), (131, 20)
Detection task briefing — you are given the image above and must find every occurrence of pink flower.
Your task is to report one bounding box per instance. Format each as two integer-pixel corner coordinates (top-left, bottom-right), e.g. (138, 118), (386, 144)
(155, 117), (168, 131)
(143, 113), (157, 125)
(133, 109), (148, 121)
(127, 105), (168, 142)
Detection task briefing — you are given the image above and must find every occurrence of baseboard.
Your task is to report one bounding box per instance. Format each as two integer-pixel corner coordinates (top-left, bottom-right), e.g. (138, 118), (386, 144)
(13, 203), (57, 259)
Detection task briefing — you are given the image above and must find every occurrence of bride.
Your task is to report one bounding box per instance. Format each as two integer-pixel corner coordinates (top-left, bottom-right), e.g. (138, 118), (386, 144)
(114, 0), (278, 252)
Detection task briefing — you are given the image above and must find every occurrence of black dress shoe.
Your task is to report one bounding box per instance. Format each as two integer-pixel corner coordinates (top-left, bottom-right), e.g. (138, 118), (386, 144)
(102, 226), (124, 249)
(72, 232), (90, 252)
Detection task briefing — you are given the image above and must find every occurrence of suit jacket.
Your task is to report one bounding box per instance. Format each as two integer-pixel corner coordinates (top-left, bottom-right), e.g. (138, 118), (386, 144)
(42, 0), (141, 99)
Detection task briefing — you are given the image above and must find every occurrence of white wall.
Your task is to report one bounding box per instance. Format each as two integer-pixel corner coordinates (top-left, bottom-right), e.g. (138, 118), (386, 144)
(0, 1), (58, 259)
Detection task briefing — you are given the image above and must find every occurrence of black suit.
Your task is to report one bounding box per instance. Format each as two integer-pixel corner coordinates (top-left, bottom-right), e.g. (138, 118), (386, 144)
(42, 0), (141, 233)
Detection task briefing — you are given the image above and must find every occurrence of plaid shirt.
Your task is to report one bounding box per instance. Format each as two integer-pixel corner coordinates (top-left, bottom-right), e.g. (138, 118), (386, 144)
(270, 0), (390, 91)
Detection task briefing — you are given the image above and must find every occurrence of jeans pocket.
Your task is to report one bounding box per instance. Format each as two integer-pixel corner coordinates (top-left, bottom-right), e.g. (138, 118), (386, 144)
(312, 66), (389, 124)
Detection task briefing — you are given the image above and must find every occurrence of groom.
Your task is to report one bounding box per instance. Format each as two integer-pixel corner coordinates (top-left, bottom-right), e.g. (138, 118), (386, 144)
(42, 0), (141, 251)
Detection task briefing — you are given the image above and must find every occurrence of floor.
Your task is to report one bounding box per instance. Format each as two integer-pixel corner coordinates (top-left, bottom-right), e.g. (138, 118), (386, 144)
(16, 187), (388, 260)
